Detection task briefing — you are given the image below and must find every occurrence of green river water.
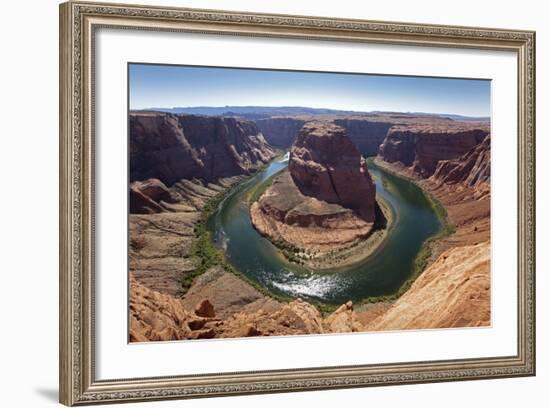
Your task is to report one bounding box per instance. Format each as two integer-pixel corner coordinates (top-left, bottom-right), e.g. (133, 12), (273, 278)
(207, 154), (443, 305)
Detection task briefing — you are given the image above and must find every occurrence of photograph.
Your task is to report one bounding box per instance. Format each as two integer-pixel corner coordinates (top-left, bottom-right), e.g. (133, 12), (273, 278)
(128, 64), (492, 342)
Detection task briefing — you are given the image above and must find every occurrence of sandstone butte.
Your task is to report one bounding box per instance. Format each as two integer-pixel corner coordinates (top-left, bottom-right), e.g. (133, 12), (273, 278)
(128, 110), (492, 341)
(250, 121), (381, 267)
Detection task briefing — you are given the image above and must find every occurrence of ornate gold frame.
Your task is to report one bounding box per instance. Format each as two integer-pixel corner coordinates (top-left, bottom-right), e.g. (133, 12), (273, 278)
(59, 1), (536, 405)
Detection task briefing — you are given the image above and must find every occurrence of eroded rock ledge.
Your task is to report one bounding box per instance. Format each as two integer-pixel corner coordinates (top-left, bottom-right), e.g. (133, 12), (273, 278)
(250, 122), (384, 268)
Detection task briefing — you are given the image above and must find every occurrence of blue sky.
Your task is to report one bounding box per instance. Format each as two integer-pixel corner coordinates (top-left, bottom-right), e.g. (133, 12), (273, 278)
(129, 63), (491, 117)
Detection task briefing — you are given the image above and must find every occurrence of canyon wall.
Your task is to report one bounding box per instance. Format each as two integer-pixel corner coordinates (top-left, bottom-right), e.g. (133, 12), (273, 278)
(378, 124), (490, 177)
(334, 118), (393, 157)
(130, 112), (277, 186)
(254, 117), (306, 148)
(375, 122), (491, 281)
(254, 116), (393, 156)
(129, 111), (278, 299)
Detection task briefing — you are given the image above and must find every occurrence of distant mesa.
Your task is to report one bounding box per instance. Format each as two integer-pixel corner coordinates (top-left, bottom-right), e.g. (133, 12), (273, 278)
(142, 106), (490, 123)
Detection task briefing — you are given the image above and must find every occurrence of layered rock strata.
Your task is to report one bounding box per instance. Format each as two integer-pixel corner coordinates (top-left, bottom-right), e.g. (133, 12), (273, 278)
(130, 112), (277, 185)
(374, 125), (491, 270)
(129, 112), (277, 297)
(366, 241), (490, 330)
(289, 122), (377, 220)
(431, 134), (491, 191)
(378, 123), (490, 177)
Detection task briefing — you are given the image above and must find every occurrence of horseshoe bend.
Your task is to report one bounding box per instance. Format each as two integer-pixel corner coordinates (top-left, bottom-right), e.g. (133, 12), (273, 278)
(127, 108), (491, 342)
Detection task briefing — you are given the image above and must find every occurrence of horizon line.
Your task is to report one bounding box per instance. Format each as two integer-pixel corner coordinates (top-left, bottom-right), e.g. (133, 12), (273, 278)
(131, 105), (491, 119)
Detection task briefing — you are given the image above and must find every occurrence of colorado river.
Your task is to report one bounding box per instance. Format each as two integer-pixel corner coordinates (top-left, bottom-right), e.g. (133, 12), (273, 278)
(208, 154), (443, 305)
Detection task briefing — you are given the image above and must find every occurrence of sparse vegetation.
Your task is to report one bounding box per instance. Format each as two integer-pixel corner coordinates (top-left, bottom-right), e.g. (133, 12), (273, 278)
(184, 180), (292, 302)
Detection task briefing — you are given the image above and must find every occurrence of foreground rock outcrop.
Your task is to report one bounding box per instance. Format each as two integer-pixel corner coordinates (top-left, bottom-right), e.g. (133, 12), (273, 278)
(250, 122), (382, 268)
(130, 240), (490, 341)
(130, 271), (365, 341)
(130, 112), (277, 185)
(366, 241), (490, 330)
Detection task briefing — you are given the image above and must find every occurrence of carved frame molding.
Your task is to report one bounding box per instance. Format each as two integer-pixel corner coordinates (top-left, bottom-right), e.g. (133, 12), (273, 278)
(59, 1), (535, 405)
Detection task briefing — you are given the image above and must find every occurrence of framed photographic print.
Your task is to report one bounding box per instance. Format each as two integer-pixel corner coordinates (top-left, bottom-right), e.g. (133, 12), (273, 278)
(59, 1), (536, 405)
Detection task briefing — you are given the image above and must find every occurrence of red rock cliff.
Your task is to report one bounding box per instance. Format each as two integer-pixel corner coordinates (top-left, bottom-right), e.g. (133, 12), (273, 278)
(289, 122), (376, 221)
(130, 112), (277, 185)
(431, 133), (491, 189)
(378, 123), (489, 177)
